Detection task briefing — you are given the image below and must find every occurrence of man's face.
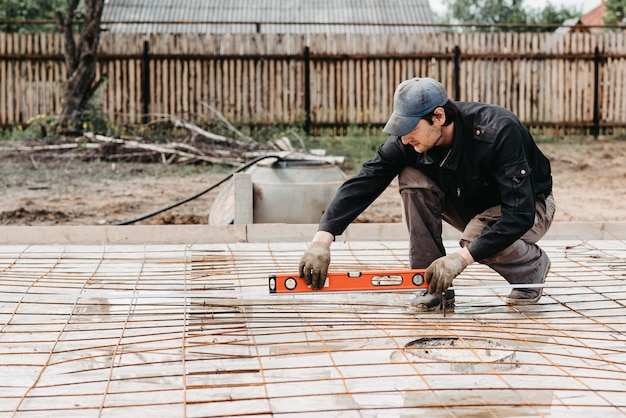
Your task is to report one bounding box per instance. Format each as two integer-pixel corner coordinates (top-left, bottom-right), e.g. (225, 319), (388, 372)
(400, 118), (444, 154)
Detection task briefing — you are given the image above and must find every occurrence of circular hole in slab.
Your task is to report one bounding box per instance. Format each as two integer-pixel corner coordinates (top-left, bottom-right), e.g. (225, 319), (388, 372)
(403, 337), (518, 372)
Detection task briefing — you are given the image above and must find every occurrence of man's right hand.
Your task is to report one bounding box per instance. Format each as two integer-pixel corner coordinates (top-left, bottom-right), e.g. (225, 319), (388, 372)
(298, 242), (331, 290)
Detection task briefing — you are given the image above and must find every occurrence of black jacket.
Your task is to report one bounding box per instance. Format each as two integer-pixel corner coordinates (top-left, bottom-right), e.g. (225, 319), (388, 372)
(318, 101), (553, 261)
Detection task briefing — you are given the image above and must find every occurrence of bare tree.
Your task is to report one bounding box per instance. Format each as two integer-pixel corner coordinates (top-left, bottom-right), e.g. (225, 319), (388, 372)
(55, 0), (105, 135)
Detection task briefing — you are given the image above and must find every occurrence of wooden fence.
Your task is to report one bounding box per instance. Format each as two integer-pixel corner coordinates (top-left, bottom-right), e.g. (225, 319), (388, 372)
(1, 32), (626, 136)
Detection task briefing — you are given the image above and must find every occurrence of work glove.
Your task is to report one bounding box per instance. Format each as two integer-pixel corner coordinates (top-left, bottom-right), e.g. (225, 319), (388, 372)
(425, 253), (468, 295)
(298, 242), (331, 290)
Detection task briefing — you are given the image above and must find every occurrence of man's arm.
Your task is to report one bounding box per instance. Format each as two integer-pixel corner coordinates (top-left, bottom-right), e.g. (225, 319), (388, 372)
(318, 137), (410, 236)
(312, 230), (334, 246)
(299, 137), (408, 288)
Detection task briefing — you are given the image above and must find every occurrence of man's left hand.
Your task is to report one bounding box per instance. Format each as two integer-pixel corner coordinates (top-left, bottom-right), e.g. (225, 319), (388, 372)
(425, 253), (468, 294)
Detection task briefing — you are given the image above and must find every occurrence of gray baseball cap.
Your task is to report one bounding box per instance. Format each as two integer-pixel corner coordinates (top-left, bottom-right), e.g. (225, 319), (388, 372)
(383, 78), (449, 137)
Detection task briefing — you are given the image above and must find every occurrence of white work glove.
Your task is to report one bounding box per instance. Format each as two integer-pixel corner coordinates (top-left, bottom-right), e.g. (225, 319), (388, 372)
(426, 253), (468, 295)
(298, 242), (331, 290)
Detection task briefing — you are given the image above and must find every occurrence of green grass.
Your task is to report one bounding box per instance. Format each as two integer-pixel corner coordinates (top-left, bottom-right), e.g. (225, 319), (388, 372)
(303, 131), (386, 173)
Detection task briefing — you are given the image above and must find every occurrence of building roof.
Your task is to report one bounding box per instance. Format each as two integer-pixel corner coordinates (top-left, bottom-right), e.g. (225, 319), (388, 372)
(578, 0), (626, 33)
(580, 0), (606, 29)
(102, 0), (437, 34)
(556, 1), (611, 34)
(554, 17), (589, 34)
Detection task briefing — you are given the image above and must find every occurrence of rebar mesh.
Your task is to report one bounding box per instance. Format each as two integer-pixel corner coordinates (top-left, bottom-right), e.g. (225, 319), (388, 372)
(1, 239), (626, 416)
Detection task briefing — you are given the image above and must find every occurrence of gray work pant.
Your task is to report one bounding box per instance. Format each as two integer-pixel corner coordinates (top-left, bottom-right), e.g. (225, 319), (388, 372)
(398, 167), (556, 285)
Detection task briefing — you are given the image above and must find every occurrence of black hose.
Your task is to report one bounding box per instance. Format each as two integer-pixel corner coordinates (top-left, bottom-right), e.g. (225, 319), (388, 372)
(114, 155), (283, 225)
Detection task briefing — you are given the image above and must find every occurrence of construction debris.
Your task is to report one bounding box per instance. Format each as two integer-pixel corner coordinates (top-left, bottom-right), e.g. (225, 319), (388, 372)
(1, 113), (345, 167)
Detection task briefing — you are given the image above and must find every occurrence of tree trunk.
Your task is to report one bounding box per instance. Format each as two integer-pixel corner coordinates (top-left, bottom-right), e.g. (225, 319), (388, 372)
(56, 0), (105, 135)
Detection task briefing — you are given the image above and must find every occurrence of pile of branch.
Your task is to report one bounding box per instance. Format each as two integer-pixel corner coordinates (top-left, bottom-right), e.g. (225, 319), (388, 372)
(83, 111), (278, 166)
(0, 112), (344, 167)
(81, 131), (261, 166)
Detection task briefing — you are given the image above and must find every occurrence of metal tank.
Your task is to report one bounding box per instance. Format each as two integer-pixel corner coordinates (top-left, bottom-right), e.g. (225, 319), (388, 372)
(209, 159), (347, 224)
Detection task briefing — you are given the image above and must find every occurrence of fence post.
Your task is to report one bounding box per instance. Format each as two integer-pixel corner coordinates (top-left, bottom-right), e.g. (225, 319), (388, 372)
(454, 45), (461, 101)
(592, 46), (600, 139)
(303, 46), (311, 135)
(141, 40), (150, 124)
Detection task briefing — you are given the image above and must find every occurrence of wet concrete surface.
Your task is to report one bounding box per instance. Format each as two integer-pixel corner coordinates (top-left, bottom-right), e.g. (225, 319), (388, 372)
(1, 238), (626, 416)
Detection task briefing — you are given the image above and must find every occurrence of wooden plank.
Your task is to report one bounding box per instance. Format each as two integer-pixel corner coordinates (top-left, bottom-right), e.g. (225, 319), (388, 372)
(575, 33), (584, 123)
(259, 56), (267, 124)
(517, 33), (525, 119)
(500, 33), (510, 114)
(54, 33), (63, 115)
(240, 58), (248, 123)
(522, 32), (530, 120)
(561, 34), (568, 127)
(267, 57), (275, 122)
(36, 34), (44, 117)
(457, 34), (466, 101)
(114, 51), (123, 124)
(181, 34), (189, 121)
(154, 35), (163, 116)
(618, 42), (626, 125)
(43, 33), (52, 116)
(162, 34), (171, 116)
(132, 50), (140, 124)
(316, 57), (324, 124)
(15, 34), (23, 124)
(537, 36), (549, 127)
(347, 58), (355, 123)
(328, 56), (334, 126)
(26, 33), (35, 121)
(0, 33), (6, 125)
(8, 34), (16, 124)
(355, 58), (362, 124)
(251, 57), (260, 124)
(379, 57), (388, 124)
(613, 34), (626, 125)
(41, 33), (51, 117)
(175, 34), (183, 118)
(481, 33), (489, 104)
(367, 59), (374, 124)
(208, 46), (216, 123)
(200, 36), (209, 121)
(284, 58), (291, 124)
(277, 58), (285, 123)
(557, 34), (564, 126)
(288, 58), (296, 123)
(530, 33), (538, 123)
(125, 35), (135, 124)
(188, 35), (198, 122)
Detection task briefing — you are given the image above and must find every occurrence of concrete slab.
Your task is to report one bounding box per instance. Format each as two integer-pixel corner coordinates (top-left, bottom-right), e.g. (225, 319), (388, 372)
(1, 221), (626, 244)
(1, 235), (626, 416)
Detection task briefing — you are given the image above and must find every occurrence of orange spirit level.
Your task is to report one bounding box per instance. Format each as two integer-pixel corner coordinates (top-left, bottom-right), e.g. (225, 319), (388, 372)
(269, 269), (427, 294)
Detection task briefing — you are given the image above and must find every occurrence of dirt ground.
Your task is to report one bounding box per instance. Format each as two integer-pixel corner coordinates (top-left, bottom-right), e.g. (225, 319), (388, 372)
(1, 138), (626, 226)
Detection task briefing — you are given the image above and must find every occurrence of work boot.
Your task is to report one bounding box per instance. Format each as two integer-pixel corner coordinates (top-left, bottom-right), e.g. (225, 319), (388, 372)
(506, 250), (551, 305)
(409, 288), (455, 311)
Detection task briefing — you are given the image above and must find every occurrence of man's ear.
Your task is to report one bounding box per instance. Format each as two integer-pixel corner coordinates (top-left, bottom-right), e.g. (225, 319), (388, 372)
(433, 107), (446, 125)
